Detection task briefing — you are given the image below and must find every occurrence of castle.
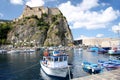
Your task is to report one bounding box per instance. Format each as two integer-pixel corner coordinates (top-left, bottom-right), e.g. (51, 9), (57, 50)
(14, 5), (61, 21)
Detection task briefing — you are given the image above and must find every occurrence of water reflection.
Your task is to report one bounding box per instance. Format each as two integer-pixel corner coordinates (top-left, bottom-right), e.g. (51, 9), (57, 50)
(40, 68), (71, 80)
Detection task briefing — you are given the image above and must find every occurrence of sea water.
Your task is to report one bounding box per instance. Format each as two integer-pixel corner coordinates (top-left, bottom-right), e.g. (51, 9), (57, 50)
(0, 49), (117, 80)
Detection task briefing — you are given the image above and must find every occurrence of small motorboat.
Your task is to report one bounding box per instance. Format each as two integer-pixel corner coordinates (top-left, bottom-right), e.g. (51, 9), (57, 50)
(87, 46), (99, 52)
(81, 61), (103, 74)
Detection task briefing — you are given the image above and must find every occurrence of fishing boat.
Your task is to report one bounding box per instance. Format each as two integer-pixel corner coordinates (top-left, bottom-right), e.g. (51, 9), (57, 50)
(40, 50), (69, 77)
(108, 45), (120, 55)
(81, 61), (103, 74)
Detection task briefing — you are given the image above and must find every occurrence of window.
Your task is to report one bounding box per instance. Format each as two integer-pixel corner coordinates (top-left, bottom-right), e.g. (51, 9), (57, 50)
(54, 57), (58, 62)
(64, 56), (67, 61)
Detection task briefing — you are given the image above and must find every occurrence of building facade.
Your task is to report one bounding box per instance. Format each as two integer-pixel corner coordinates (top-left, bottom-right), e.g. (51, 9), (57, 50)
(82, 38), (120, 47)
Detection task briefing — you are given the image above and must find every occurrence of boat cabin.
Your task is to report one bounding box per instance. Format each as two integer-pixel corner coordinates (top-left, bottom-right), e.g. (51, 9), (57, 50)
(43, 55), (68, 68)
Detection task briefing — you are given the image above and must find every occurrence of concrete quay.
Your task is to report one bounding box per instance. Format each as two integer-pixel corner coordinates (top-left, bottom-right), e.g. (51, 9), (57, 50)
(72, 69), (120, 80)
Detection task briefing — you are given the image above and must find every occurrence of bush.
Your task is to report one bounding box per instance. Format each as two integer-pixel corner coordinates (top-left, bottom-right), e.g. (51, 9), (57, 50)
(55, 21), (59, 25)
(42, 13), (48, 17)
(0, 22), (12, 44)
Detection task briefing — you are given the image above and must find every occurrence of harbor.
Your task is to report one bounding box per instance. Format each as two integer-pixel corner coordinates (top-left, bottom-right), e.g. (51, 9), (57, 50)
(1, 0), (120, 80)
(0, 47), (120, 80)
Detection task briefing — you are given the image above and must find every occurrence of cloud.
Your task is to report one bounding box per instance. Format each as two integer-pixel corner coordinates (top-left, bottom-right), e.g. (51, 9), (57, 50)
(75, 33), (104, 40)
(58, 0), (120, 30)
(10, 0), (24, 5)
(45, 0), (57, 2)
(96, 34), (104, 37)
(26, 0), (44, 7)
(0, 13), (3, 18)
(112, 22), (120, 33)
(75, 35), (94, 40)
(78, 0), (99, 11)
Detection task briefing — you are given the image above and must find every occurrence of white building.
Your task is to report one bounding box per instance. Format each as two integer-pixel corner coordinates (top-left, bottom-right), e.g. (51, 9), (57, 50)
(82, 38), (120, 47)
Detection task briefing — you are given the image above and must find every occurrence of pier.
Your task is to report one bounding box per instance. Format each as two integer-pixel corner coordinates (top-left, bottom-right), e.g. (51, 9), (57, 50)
(72, 69), (120, 80)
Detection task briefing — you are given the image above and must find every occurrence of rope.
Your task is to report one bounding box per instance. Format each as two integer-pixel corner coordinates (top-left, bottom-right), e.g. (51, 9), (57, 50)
(0, 62), (39, 77)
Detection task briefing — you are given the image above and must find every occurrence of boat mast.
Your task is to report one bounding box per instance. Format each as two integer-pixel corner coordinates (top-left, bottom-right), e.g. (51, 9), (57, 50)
(116, 29), (120, 45)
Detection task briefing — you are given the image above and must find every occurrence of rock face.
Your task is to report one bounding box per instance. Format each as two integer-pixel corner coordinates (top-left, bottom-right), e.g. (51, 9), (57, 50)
(7, 5), (73, 47)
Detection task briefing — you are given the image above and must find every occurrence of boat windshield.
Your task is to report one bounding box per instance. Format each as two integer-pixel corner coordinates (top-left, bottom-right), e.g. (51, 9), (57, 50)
(48, 55), (68, 62)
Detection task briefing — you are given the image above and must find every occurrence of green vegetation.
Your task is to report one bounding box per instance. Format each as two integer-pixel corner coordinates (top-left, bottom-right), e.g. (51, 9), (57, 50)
(54, 21), (59, 25)
(36, 14), (49, 31)
(22, 13), (62, 32)
(24, 15), (39, 20)
(24, 14), (50, 31)
(51, 14), (63, 22)
(42, 13), (48, 17)
(0, 22), (12, 45)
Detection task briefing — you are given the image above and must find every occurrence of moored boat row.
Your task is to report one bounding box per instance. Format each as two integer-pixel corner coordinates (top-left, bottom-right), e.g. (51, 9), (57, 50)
(87, 45), (120, 54)
(98, 59), (120, 69)
(81, 58), (120, 74)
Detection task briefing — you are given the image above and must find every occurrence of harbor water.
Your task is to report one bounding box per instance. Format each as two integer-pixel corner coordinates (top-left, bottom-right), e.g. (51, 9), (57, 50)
(0, 49), (118, 80)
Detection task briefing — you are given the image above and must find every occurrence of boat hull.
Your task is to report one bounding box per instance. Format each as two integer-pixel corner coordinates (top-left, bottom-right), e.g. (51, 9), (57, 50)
(82, 62), (102, 74)
(40, 61), (68, 77)
(83, 67), (101, 74)
(108, 50), (120, 54)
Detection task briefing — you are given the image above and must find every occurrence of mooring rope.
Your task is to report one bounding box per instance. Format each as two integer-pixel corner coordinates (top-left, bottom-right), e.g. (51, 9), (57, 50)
(0, 62), (40, 77)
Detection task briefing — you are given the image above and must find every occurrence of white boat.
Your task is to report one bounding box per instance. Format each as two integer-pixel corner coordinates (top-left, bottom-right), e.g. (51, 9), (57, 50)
(24, 49), (35, 53)
(7, 49), (20, 54)
(40, 50), (69, 77)
(108, 45), (120, 54)
(0, 49), (7, 54)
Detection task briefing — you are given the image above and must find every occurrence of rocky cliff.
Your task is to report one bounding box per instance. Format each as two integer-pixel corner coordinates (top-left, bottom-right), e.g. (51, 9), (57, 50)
(7, 5), (73, 47)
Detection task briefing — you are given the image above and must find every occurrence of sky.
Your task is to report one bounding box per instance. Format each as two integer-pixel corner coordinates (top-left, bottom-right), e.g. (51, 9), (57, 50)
(0, 0), (120, 40)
